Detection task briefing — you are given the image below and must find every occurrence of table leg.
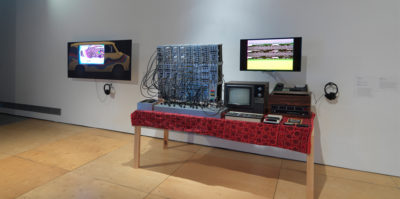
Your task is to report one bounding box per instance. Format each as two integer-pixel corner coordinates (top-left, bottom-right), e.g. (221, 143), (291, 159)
(164, 129), (169, 149)
(133, 126), (141, 168)
(306, 129), (315, 199)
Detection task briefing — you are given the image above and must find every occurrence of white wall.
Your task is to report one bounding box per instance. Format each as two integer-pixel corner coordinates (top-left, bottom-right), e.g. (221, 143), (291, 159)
(1, 0), (399, 176)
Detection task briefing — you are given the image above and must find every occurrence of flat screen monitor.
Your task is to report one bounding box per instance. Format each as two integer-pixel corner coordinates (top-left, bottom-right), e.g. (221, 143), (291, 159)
(240, 37), (301, 71)
(68, 39), (132, 80)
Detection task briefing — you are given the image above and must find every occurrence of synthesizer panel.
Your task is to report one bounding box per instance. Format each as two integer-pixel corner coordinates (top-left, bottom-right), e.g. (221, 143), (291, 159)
(156, 44), (222, 105)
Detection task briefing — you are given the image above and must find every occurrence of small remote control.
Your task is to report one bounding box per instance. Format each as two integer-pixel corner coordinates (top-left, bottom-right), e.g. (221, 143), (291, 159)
(288, 118), (302, 124)
(284, 122), (295, 126)
(296, 124), (309, 127)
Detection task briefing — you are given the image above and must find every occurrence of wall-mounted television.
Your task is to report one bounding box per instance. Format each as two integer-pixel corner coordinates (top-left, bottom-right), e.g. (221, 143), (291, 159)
(240, 37), (301, 72)
(68, 39), (132, 80)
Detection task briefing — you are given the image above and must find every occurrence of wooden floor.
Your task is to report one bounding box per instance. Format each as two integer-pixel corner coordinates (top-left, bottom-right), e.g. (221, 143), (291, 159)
(0, 118), (399, 199)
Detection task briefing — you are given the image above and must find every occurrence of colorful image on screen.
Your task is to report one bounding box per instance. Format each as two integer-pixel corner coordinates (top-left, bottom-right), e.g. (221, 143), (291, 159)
(79, 44), (105, 65)
(247, 38), (294, 70)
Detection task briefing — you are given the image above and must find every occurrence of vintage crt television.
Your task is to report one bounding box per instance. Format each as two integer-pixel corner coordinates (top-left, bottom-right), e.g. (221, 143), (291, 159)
(224, 81), (269, 114)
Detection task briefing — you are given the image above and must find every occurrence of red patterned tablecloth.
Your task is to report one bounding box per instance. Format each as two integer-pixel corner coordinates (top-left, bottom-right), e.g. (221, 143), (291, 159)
(131, 110), (315, 154)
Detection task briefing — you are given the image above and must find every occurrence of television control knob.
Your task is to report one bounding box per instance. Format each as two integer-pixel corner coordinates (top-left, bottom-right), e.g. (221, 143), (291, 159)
(257, 86), (262, 91)
(257, 93), (262, 97)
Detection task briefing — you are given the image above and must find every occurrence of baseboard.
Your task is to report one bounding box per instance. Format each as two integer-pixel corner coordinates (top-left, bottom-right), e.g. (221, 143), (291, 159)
(0, 101), (61, 115)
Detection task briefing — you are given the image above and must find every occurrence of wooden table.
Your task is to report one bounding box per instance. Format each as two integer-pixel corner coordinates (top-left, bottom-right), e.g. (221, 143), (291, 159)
(133, 126), (315, 199)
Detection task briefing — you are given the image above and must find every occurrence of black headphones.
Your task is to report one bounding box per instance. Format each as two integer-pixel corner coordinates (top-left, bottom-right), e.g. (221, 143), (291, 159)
(324, 82), (338, 100)
(104, 83), (112, 95)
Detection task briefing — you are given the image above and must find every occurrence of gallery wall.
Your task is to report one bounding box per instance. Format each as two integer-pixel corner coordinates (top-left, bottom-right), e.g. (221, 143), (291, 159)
(0, 0), (399, 176)
(0, 0), (16, 103)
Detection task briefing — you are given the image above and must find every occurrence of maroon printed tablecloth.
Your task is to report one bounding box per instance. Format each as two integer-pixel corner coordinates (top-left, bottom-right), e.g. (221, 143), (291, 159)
(131, 110), (315, 154)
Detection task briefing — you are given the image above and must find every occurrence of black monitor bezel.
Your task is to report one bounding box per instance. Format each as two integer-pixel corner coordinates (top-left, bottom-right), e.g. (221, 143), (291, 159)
(67, 39), (132, 81)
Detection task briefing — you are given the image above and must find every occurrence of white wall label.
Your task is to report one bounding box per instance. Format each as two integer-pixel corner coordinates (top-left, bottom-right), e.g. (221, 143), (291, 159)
(354, 75), (377, 98)
(378, 76), (398, 90)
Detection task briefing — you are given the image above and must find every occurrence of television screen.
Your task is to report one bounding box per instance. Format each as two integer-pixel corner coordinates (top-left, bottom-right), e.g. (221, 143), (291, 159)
(228, 87), (251, 106)
(68, 40), (132, 80)
(79, 44), (105, 65)
(240, 37), (301, 71)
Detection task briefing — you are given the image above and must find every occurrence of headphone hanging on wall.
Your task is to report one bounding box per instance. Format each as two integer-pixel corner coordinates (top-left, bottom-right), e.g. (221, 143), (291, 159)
(324, 82), (339, 100)
(104, 83), (112, 95)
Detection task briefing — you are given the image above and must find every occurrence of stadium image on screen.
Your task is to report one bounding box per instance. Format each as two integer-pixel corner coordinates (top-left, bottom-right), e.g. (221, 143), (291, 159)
(79, 44), (105, 65)
(247, 38), (294, 70)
